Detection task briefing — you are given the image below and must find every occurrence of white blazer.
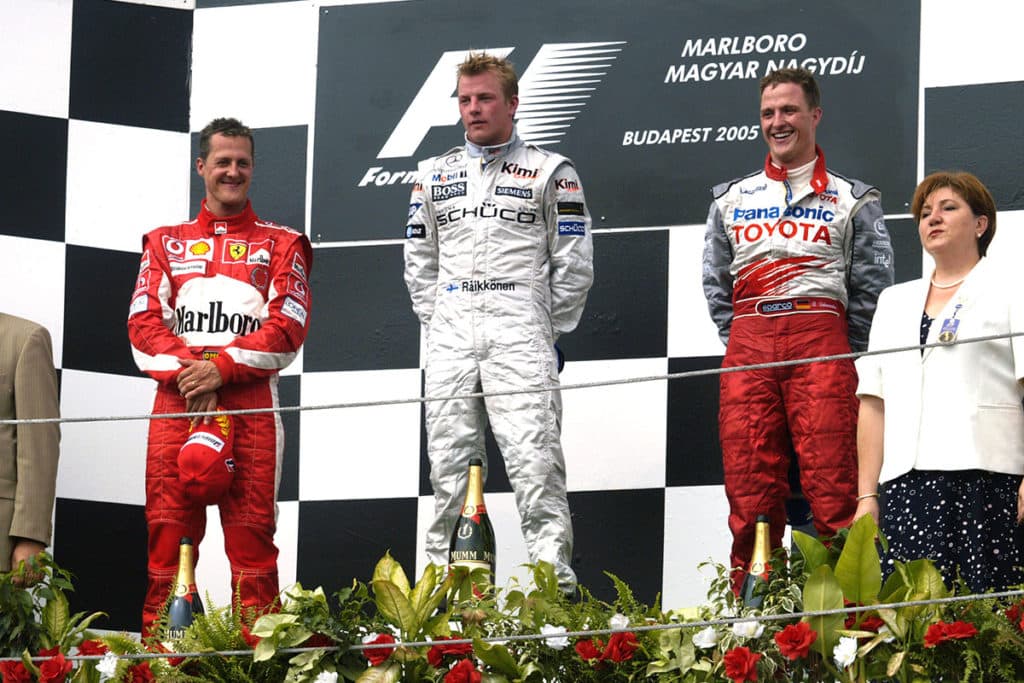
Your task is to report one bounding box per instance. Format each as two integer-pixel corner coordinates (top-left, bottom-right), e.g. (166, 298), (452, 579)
(855, 257), (1024, 483)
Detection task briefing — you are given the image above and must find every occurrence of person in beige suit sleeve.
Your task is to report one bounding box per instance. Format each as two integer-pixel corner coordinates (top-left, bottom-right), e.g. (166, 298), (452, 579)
(0, 313), (60, 577)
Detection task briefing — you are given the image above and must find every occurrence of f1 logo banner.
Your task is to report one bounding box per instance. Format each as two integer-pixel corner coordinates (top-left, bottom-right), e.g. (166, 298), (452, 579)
(312, 0), (919, 242)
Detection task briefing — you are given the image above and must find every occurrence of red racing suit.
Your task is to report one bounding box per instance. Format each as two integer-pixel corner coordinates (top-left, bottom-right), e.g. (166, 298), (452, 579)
(702, 148), (893, 586)
(127, 200), (312, 637)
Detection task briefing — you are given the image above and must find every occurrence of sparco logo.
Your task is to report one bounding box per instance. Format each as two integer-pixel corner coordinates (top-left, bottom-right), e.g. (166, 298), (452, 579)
(357, 42), (626, 188)
(175, 302), (262, 336)
(762, 301), (794, 313)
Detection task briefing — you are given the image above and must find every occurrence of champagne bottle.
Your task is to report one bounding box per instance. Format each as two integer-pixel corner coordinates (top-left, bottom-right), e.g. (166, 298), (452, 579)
(741, 515), (771, 608)
(166, 536), (204, 642)
(449, 458), (496, 596)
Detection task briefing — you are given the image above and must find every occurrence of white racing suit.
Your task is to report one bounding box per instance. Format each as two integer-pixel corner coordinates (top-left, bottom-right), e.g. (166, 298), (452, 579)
(404, 130), (594, 591)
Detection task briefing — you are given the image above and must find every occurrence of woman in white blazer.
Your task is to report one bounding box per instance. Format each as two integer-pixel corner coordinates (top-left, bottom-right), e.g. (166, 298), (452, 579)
(854, 171), (1024, 592)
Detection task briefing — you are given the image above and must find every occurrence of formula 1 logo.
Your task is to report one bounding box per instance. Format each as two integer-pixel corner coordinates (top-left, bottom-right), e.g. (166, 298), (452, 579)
(359, 42), (626, 188)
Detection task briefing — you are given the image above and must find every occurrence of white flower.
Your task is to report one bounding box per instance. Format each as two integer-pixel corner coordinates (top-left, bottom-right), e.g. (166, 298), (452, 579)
(361, 632), (380, 644)
(692, 626), (719, 649)
(97, 652), (118, 682)
(833, 636), (858, 669)
(609, 613), (630, 631)
(314, 672), (338, 683)
(540, 623), (569, 650)
(878, 625), (895, 643)
(731, 620), (764, 639)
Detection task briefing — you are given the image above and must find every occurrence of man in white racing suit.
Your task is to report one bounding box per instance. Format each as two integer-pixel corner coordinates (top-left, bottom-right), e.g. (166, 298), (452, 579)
(404, 52), (594, 592)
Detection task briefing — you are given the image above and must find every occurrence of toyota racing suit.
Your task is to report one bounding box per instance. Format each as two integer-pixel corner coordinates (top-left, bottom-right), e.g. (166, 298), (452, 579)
(404, 130), (593, 591)
(702, 148), (893, 585)
(128, 200), (312, 637)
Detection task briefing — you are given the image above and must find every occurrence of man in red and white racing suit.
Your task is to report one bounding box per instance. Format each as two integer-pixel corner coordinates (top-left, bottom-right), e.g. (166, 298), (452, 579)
(702, 69), (893, 587)
(127, 118), (312, 637)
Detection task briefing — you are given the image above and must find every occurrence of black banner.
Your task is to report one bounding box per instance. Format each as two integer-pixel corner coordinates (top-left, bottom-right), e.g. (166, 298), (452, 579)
(312, 0), (919, 241)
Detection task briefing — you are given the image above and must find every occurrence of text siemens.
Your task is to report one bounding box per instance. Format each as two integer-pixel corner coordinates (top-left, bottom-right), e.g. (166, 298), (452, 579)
(437, 205), (538, 227)
(174, 302), (261, 336)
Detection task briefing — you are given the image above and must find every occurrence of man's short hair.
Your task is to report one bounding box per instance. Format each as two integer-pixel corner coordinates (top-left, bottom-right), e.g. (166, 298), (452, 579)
(760, 67), (820, 109)
(457, 52), (518, 101)
(198, 117), (255, 161)
(911, 171), (997, 257)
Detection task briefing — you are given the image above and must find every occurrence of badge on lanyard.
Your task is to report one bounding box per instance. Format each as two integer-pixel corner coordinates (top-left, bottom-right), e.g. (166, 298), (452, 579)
(938, 303), (962, 344)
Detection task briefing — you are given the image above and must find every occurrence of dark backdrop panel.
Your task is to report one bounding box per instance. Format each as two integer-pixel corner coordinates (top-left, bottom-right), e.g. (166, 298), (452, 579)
(925, 81), (1024, 211)
(666, 356), (724, 487)
(0, 111), (67, 242)
(297, 498), (418, 594)
(55, 499), (147, 632)
(312, 0), (918, 241)
(567, 230), (670, 362)
(63, 245), (142, 377)
(69, 0), (191, 132)
(569, 489), (664, 606)
(303, 244), (421, 372)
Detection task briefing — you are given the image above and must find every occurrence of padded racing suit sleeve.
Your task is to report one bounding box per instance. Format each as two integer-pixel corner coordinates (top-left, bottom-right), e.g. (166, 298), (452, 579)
(702, 198), (735, 346)
(544, 161), (594, 337)
(404, 166), (440, 326)
(844, 191), (894, 353)
(127, 233), (194, 387)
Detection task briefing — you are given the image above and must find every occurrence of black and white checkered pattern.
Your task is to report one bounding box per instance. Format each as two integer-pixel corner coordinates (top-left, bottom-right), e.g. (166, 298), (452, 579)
(1, 0), (1022, 631)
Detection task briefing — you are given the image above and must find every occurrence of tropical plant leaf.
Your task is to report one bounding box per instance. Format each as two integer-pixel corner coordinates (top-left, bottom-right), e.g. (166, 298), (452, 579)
(834, 514), (881, 605)
(474, 638), (519, 678)
(792, 529), (830, 573)
(41, 590), (69, 643)
(803, 564), (845, 656)
(355, 661), (403, 683)
(408, 564), (438, 615)
(371, 580), (418, 637)
(372, 553), (411, 599)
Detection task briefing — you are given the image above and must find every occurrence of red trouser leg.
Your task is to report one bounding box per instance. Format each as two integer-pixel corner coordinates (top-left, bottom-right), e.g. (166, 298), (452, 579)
(779, 316), (858, 539)
(719, 331), (790, 592)
(142, 389), (207, 640)
(219, 381), (282, 619)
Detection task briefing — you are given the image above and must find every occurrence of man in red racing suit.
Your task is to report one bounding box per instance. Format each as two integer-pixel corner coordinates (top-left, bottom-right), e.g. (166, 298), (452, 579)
(702, 69), (893, 589)
(127, 118), (312, 637)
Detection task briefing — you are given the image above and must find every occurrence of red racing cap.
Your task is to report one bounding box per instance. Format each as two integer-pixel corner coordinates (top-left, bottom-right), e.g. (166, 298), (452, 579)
(178, 412), (235, 505)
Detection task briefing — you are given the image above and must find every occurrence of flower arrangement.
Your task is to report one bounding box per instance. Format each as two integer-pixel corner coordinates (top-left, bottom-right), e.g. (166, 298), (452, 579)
(2, 515), (1024, 682)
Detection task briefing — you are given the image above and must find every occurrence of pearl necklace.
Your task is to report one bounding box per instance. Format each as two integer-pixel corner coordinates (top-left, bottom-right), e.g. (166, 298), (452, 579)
(930, 276), (965, 289)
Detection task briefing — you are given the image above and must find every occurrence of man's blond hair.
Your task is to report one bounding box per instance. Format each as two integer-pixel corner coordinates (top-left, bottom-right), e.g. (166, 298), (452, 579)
(457, 52), (518, 101)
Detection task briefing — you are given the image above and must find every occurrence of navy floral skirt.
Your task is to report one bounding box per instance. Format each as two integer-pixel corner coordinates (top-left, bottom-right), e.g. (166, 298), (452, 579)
(881, 468), (1024, 593)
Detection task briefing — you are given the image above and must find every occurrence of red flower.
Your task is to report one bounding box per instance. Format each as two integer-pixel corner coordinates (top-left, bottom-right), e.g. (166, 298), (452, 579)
(126, 662), (155, 683)
(924, 620), (978, 648)
(443, 658), (482, 683)
(602, 632), (639, 662)
(723, 646), (762, 683)
(305, 633), (334, 649)
(365, 633), (397, 666)
(844, 612), (884, 632)
(38, 653), (73, 683)
(1006, 602), (1024, 631)
(37, 647), (60, 657)
(77, 639), (109, 656)
(574, 637), (604, 662)
(774, 621), (818, 660)
(0, 661), (32, 683)
(427, 636), (473, 667)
